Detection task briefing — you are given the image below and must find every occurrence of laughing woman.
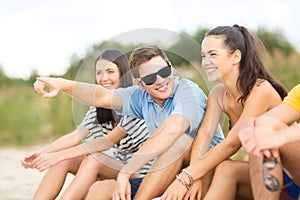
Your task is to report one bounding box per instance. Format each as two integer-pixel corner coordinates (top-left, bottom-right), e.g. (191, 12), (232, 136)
(161, 25), (287, 200)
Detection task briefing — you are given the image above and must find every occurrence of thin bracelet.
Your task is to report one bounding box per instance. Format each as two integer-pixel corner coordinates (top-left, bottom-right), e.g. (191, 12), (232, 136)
(176, 174), (191, 190)
(182, 168), (194, 186)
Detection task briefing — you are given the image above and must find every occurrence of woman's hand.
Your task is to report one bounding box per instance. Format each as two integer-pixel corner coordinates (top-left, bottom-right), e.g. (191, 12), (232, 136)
(21, 151), (40, 169)
(183, 180), (202, 200)
(161, 178), (188, 200)
(31, 152), (64, 171)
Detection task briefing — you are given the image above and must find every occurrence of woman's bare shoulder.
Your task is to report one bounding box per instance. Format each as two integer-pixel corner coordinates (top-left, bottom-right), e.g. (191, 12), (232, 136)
(253, 79), (278, 95)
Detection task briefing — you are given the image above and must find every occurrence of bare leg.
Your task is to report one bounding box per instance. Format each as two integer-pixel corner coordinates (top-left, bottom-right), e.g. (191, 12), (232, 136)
(280, 140), (300, 187)
(201, 168), (214, 198)
(278, 140), (300, 200)
(249, 155), (282, 200)
(134, 134), (192, 200)
(33, 156), (83, 200)
(204, 160), (252, 200)
(60, 153), (124, 200)
(85, 179), (117, 200)
(248, 119), (300, 199)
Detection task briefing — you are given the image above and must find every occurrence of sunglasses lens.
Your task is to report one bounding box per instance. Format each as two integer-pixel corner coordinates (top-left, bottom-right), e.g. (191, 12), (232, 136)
(159, 66), (172, 78)
(263, 160), (277, 170)
(264, 174), (280, 192)
(142, 75), (156, 85)
(262, 155), (280, 192)
(141, 66), (172, 85)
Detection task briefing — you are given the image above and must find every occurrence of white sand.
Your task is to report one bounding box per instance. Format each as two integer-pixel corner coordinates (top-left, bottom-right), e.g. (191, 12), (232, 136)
(0, 146), (73, 200)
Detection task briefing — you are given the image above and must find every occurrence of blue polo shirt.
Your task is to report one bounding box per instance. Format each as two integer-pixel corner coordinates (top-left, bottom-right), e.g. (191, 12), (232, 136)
(116, 76), (224, 145)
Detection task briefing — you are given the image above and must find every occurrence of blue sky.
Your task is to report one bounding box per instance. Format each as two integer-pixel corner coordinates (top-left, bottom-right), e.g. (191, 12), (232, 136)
(0, 0), (299, 78)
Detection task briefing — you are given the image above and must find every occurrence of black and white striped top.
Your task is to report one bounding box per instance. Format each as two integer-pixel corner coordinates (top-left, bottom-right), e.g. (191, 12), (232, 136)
(80, 107), (152, 176)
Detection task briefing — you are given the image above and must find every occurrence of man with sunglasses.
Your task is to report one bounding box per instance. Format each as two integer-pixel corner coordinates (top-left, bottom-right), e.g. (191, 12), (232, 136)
(33, 45), (224, 199)
(239, 84), (300, 200)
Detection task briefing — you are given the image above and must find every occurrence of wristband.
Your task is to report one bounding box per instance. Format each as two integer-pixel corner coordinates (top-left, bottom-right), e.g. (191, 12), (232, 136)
(182, 168), (194, 186)
(176, 174), (191, 190)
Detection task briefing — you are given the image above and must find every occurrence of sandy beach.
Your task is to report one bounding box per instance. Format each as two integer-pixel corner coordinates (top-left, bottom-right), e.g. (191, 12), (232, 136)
(0, 146), (248, 200)
(0, 146), (73, 200)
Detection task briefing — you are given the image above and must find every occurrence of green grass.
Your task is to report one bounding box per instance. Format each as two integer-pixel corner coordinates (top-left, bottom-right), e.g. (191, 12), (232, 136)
(0, 84), (74, 146)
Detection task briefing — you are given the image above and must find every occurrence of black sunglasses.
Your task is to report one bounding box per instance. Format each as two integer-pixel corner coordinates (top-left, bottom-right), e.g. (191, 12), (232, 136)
(262, 155), (280, 192)
(137, 65), (172, 85)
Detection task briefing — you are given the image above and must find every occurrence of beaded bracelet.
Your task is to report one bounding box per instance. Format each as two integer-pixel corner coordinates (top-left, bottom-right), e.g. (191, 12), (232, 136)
(175, 168), (194, 190)
(182, 168), (194, 186)
(176, 174), (191, 190)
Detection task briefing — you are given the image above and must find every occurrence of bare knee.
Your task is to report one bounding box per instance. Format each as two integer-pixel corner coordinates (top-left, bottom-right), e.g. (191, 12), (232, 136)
(83, 154), (102, 167)
(150, 136), (192, 172)
(88, 181), (102, 193)
(51, 159), (80, 174)
(214, 160), (236, 178)
(86, 180), (115, 200)
(80, 155), (106, 175)
(86, 182), (102, 200)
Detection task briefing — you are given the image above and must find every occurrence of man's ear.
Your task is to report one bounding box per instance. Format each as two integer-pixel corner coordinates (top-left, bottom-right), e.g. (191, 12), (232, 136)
(135, 79), (145, 89)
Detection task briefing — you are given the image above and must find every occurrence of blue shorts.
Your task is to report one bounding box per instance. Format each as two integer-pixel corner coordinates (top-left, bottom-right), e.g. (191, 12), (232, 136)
(129, 178), (143, 198)
(283, 171), (300, 200)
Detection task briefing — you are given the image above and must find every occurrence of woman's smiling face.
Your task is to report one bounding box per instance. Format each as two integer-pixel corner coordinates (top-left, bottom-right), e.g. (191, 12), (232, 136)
(201, 35), (235, 82)
(95, 59), (121, 90)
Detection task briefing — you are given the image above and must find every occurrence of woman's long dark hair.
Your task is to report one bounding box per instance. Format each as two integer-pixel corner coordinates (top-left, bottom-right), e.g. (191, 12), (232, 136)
(95, 50), (132, 124)
(205, 25), (287, 104)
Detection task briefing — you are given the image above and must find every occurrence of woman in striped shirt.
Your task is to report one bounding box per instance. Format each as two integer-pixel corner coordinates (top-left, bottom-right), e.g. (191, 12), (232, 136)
(21, 50), (151, 199)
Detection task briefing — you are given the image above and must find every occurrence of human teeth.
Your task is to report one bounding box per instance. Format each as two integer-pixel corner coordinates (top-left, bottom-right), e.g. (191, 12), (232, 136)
(206, 68), (216, 73)
(102, 84), (112, 89)
(158, 85), (167, 91)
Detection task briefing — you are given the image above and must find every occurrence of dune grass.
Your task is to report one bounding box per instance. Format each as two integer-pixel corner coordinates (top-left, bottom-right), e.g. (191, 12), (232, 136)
(0, 84), (74, 146)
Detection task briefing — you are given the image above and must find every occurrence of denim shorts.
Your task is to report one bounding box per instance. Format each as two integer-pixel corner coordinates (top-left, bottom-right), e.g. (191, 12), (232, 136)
(129, 178), (143, 198)
(210, 135), (224, 148)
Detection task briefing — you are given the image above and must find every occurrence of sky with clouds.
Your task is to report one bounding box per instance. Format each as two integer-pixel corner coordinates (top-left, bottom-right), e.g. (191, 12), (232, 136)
(0, 0), (299, 79)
